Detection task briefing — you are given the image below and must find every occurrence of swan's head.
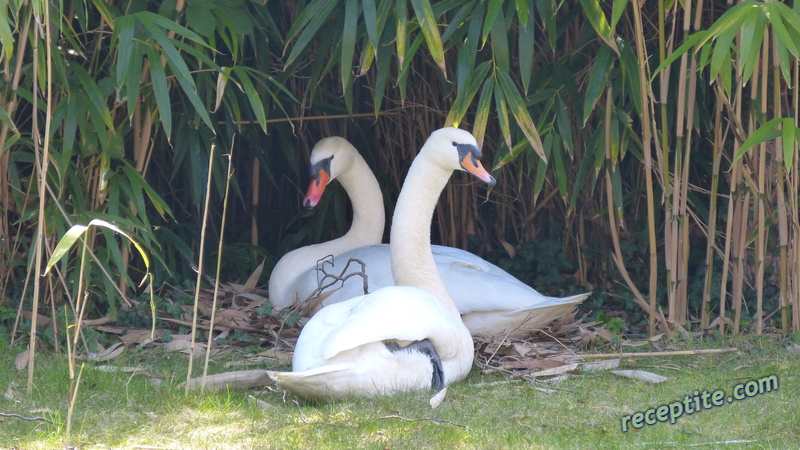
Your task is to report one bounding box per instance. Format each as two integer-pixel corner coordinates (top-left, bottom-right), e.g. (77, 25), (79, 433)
(303, 137), (358, 209)
(423, 128), (496, 185)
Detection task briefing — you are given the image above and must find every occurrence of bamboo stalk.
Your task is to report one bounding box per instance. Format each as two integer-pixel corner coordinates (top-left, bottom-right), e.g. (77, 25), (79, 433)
(631, 0), (659, 336)
(701, 96), (723, 329)
(754, 29), (770, 335)
(772, 35), (790, 335)
(579, 347), (738, 359)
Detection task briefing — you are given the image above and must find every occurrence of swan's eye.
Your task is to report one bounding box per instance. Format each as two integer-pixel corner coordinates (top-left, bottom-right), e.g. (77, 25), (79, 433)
(452, 141), (457, 146)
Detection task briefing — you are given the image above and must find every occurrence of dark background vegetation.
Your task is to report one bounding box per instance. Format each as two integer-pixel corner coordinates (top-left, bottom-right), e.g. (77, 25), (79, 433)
(2, 0), (799, 348)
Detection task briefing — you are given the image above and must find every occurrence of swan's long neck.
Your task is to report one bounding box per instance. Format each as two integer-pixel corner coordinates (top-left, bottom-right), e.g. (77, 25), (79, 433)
(390, 149), (460, 316)
(336, 153), (385, 247)
(268, 152), (384, 307)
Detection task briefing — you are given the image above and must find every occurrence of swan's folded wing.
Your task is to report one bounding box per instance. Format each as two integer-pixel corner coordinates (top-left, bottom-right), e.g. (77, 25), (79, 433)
(316, 286), (464, 362)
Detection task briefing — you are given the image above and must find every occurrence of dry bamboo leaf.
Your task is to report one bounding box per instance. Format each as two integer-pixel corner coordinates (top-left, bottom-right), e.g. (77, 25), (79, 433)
(534, 387), (559, 394)
(577, 327), (596, 346)
(499, 240), (516, 258)
(526, 363), (581, 378)
(610, 370), (668, 384)
(81, 315), (116, 326)
(621, 340), (652, 348)
(429, 387), (448, 409)
(15, 349), (30, 371)
(581, 358), (620, 371)
(4, 382), (20, 402)
(22, 312), (52, 327)
(233, 292), (269, 309)
(94, 365), (148, 375)
(83, 342), (125, 362)
(595, 328), (621, 342)
(243, 259), (266, 292)
(248, 394), (276, 410)
(512, 342), (533, 356)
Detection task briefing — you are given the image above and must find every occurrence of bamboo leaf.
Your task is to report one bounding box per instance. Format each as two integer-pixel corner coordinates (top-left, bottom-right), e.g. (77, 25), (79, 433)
(496, 69), (546, 163)
(123, 163), (174, 218)
(514, 0), (529, 28)
(473, 77), (495, 148)
(489, 8), (510, 73)
(396, 0), (408, 67)
(611, 0), (628, 30)
(0, 103), (16, 132)
(518, 3), (535, 95)
(783, 118), (796, 174)
(45, 224), (89, 274)
(233, 67), (267, 133)
(373, 32), (392, 115)
(457, 1), (484, 93)
(739, 11), (766, 85)
(87, 219), (151, 271)
(0, 0), (15, 62)
(362, 0), (379, 58)
(138, 11), (210, 47)
(652, 31), (708, 78)
(442, 1), (475, 42)
(445, 61), (491, 126)
(138, 15), (214, 131)
(111, 15), (136, 92)
(735, 117), (783, 163)
(579, 0), (620, 55)
(124, 42), (144, 120)
(552, 135), (569, 202)
(71, 66), (113, 130)
(765, 3), (799, 57)
(569, 134), (597, 211)
(341, 0), (359, 92)
(410, 0), (447, 74)
(494, 82), (513, 152)
(284, 0), (339, 68)
(482, 0), (504, 46)
(582, 45), (614, 126)
(147, 46), (172, 140)
(710, 22), (741, 83)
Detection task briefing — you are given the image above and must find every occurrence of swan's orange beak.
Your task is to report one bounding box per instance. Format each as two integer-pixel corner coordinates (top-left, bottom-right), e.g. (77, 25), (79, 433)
(303, 169), (330, 209)
(460, 153), (496, 186)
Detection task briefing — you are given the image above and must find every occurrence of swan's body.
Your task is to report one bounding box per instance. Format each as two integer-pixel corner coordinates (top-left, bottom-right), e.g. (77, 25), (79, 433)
(269, 137), (589, 339)
(267, 128), (493, 400)
(292, 244), (588, 338)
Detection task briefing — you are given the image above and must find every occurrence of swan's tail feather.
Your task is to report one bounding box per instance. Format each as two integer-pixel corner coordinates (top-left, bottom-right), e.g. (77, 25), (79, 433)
(512, 291), (591, 313)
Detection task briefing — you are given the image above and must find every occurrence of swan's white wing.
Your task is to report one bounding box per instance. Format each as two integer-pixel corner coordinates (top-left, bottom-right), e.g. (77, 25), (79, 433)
(288, 243), (590, 316)
(292, 286), (466, 372)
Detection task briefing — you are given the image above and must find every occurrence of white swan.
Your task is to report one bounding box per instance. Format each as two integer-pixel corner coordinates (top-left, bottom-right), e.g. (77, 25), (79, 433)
(268, 137), (385, 310)
(267, 127), (494, 400)
(269, 138), (590, 339)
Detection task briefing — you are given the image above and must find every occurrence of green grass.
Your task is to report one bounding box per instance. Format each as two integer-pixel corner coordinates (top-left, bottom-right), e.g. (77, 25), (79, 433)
(1, 336), (799, 449)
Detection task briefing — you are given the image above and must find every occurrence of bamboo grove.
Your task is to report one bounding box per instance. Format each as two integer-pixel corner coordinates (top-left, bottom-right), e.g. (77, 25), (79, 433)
(1, 0), (799, 358)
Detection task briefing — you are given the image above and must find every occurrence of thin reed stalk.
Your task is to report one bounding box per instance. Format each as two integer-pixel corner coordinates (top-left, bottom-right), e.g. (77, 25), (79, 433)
(202, 145), (235, 388)
(186, 145), (217, 395)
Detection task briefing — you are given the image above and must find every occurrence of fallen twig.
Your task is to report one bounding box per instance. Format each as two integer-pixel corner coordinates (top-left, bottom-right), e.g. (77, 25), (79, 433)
(370, 414), (471, 430)
(578, 347), (738, 359)
(0, 412), (52, 423)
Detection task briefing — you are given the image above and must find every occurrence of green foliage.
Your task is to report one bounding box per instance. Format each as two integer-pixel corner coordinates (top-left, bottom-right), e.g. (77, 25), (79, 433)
(596, 312), (626, 334)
